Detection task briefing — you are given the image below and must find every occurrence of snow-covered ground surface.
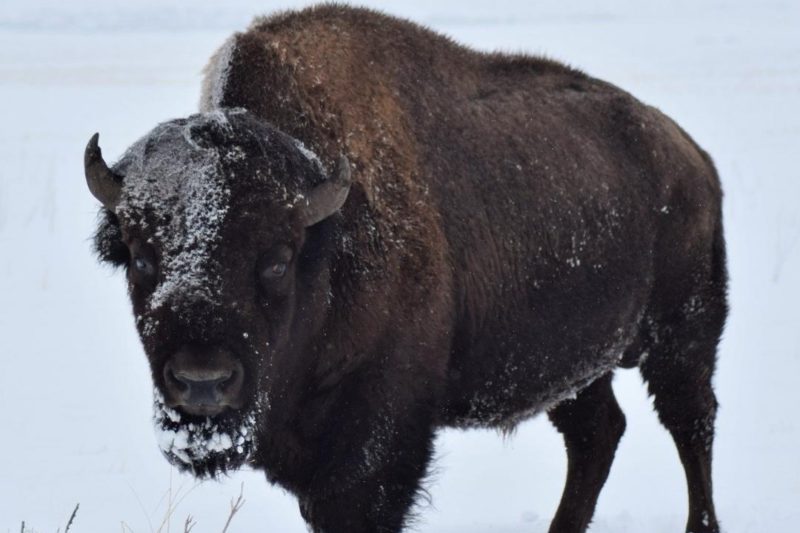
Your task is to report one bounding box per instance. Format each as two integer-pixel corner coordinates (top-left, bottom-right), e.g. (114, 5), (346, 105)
(1, 1), (798, 531)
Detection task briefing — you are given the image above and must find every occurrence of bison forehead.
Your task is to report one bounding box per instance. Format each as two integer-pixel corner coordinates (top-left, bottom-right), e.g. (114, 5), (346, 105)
(111, 109), (327, 313)
(116, 111), (237, 312)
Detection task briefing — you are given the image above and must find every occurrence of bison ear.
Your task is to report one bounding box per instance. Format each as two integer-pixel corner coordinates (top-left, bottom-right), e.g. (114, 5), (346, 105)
(85, 133), (123, 212)
(300, 155), (351, 227)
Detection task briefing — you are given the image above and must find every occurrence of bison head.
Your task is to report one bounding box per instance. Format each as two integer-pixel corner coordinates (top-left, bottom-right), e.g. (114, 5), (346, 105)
(87, 109), (350, 477)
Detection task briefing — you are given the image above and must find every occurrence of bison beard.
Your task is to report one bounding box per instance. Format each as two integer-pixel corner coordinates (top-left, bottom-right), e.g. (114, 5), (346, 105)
(85, 5), (727, 533)
(152, 390), (259, 478)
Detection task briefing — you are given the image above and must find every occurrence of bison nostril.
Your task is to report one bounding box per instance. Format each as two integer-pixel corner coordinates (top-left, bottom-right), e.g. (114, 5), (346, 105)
(168, 369), (190, 393)
(164, 362), (189, 396)
(217, 369), (239, 392)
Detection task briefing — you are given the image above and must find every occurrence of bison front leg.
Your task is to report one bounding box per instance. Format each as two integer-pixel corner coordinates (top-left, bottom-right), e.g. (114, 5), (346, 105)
(298, 391), (437, 533)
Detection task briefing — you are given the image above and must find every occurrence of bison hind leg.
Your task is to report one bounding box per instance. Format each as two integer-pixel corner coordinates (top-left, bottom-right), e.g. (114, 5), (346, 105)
(638, 302), (724, 533)
(638, 225), (727, 533)
(547, 372), (626, 533)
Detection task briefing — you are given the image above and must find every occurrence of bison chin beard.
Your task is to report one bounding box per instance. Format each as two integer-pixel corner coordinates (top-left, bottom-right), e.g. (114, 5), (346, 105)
(152, 389), (258, 478)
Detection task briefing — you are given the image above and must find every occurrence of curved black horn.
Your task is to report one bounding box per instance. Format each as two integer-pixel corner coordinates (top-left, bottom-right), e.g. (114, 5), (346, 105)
(300, 155), (352, 227)
(84, 133), (122, 211)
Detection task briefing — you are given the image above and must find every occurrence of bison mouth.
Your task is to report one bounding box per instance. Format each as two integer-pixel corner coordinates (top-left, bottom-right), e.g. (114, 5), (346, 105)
(152, 390), (258, 478)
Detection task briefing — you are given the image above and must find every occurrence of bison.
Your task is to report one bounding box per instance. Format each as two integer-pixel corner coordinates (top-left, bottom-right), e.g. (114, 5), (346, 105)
(85, 5), (727, 533)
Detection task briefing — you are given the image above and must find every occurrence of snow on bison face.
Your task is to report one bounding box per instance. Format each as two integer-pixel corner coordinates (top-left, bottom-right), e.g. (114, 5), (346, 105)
(86, 109), (350, 477)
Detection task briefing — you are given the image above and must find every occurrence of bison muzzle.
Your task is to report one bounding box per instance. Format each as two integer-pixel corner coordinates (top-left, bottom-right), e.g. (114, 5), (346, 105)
(85, 5), (727, 533)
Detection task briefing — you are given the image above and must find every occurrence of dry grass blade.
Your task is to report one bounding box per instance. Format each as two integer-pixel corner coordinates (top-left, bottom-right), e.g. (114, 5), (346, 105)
(183, 515), (195, 533)
(64, 503), (80, 533)
(156, 479), (200, 533)
(220, 483), (246, 533)
(126, 481), (155, 533)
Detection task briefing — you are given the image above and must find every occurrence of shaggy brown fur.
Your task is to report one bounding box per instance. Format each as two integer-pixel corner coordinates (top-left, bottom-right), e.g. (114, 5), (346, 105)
(90, 5), (726, 533)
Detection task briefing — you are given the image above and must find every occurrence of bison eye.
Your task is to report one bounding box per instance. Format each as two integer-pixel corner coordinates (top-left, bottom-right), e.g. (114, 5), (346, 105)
(258, 245), (293, 289)
(134, 257), (154, 274)
(261, 261), (288, 281)
(128, 244), (158, 289)
(270, 262), (287, 277)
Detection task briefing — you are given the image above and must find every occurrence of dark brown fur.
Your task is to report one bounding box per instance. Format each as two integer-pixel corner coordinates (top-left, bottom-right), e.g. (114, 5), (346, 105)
(93, 5), (726, 532)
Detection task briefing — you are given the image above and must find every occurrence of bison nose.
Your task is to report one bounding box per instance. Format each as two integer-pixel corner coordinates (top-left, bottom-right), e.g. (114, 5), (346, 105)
(163, 347), (245, 417)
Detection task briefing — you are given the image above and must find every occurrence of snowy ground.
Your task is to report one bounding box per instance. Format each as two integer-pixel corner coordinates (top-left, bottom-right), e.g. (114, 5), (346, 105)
(1, 1), (798, 531)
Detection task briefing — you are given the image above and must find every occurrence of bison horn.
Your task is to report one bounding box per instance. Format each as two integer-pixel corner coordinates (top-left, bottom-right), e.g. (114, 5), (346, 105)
(84, 133), (122, 211)
(300, 155), (352, 227)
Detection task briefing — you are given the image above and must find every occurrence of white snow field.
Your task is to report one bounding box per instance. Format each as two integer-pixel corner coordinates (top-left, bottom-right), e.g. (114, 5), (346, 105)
(1, 0), (798, 531)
